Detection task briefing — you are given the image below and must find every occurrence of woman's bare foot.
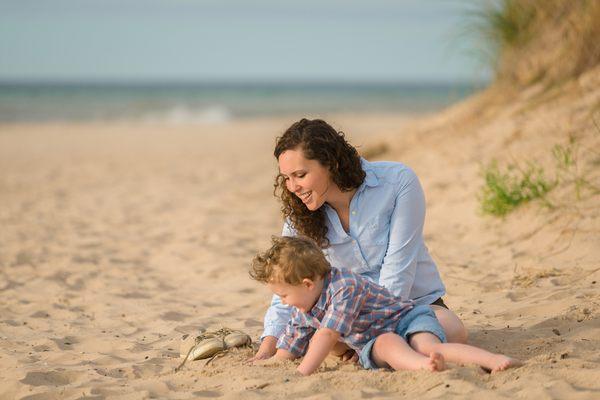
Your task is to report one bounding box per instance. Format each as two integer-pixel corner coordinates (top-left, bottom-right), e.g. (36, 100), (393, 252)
(487, 355), (522, 373)
(426, 352), (445, 372)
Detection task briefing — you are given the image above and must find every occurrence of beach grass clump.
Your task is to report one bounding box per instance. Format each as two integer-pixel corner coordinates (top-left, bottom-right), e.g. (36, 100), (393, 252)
(465, 0), (600, 86)
(480, 160), (555, 216)
(480, 132), (599, 216)
(467, 0), (535, 56)
(552, 135), (600, 200)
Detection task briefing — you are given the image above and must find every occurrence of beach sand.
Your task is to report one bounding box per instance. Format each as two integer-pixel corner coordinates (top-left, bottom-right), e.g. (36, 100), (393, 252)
(1, 71), (599, 399)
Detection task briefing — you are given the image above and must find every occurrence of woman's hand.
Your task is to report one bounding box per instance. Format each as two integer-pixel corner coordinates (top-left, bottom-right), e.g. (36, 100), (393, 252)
(331, 341), (359, 363)
(247, 335), (277, 362)
(339, 349), (359, 363)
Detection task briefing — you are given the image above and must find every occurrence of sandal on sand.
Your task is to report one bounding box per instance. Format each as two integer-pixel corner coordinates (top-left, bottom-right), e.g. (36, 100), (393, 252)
(175, 327), (252, 372)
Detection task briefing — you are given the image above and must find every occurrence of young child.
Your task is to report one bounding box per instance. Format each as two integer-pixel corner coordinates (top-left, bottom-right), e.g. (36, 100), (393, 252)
(250, 236), (521, 376)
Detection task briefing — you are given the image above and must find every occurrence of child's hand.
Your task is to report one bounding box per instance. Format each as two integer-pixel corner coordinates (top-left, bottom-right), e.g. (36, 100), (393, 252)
(246, 336), (277, 363)
(247, 348), (275, 363)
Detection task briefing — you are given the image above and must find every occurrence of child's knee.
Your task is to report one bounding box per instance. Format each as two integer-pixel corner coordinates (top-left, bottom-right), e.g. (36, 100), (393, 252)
(374, 332), (399, 348)
(373, 332), (404, 356)
(371, 333), (400, 368)
(408, 332), (442, 355)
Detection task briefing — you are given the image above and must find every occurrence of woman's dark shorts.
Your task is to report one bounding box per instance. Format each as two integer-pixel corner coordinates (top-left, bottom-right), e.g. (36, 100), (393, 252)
(430, 297), (449, 309)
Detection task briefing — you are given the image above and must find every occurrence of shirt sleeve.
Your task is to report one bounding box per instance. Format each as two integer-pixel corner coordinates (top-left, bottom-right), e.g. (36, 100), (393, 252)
(320, 284), (364, 336)
(260, 220), (298, 340)
(261, 294), (293, 340)
(378, 168), (426, 300)
(276, 316), (315, 357)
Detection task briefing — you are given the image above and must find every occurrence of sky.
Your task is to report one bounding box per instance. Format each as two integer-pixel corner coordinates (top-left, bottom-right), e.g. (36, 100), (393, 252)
(0, 0), (491, 83)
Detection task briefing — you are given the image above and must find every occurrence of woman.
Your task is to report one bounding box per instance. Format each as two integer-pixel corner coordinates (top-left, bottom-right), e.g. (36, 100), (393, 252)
(252, 118), (467, 361)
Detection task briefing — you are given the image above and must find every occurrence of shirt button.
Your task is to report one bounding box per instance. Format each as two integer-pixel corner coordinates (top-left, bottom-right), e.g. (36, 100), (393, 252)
(351, 211), (356, 215)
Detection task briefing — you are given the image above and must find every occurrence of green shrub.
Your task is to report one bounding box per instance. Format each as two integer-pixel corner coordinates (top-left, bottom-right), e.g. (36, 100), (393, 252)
(552, 136), (600, 200)
(480, 160), (555, 216)
(480, 132), (599, 216)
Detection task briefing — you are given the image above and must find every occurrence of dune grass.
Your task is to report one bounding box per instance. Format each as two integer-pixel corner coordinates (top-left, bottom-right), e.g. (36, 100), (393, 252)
(480, 160), (555, 216)
(480, 132), (599, 216)
(465, 0), (600, 86)
(471, 2), (600, 215)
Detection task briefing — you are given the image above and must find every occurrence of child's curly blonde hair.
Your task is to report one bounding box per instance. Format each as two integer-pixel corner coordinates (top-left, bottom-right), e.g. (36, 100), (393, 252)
(250, 236), (331, 285)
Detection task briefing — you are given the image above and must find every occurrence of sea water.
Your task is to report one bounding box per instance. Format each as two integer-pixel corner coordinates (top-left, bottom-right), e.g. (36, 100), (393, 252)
(0, 81), (483, 124)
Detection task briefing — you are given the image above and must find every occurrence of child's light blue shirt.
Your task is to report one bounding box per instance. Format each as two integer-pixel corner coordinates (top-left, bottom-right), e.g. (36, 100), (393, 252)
(262, 159), (446, 339)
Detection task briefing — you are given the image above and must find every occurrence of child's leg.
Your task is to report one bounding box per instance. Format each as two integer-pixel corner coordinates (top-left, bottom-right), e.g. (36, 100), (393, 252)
(370, 332), (444, 372)
(409, 332), (521, 373)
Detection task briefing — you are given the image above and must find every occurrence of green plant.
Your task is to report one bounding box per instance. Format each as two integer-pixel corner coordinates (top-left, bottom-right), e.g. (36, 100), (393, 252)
(462, 0), (600, 86)
(480, 132), (599, 216)
(479, 1), (536, 47)
(479, 160), (555, 216)
(462, 0), (537, 77)
(552, 134), (600, 199)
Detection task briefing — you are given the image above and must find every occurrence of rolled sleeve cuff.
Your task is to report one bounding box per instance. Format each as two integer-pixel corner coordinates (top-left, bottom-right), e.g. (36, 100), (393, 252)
(414, 290), (446, 306)
(260, 323), (287, 341)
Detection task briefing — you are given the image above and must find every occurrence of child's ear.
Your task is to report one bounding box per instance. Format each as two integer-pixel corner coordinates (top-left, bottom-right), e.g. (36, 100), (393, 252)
(301, 278), (315, 289)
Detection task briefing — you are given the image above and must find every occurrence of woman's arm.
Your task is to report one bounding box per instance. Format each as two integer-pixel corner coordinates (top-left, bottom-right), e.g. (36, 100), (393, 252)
(262, 294), (292, 340)
(252, 219), (300, 353)
(249, 294), (292, 361)
(378, 170), (426, 299)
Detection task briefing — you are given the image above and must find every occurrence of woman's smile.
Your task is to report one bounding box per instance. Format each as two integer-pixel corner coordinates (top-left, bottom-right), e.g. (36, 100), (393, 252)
(299, 190), (312, 203)
(278, 148), (333, 211)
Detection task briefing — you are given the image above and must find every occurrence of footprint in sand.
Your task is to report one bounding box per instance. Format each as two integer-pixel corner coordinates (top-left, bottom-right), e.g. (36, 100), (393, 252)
(118, 291), (151, 299)
(71, 253), (101, 265)
(161, 311), (191, 321)
(133, 362), (166, 379)
(29, 311), (51, 318)
(2, 319), (22, 327)
(49, 336), (79, 350)
(201, 301), (221, 308)
(20, 370), (81, 387)
(11, 250), (36, 267)
(244, 319), (263, 327)
(32, 344), (52, 352)
(19, 390), (84, 400)
(192, 390), (223, 398)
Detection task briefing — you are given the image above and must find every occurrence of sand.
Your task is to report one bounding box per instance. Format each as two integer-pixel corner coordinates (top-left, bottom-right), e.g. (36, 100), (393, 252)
(1, 71), (599, 399)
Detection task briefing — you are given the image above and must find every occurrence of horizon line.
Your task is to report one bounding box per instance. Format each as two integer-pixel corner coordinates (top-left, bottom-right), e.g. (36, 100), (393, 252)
(0, 78), (490, 88)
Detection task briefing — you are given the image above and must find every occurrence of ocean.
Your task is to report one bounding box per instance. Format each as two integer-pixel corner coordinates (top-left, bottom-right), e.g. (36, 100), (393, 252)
(0, 81), (483, 124)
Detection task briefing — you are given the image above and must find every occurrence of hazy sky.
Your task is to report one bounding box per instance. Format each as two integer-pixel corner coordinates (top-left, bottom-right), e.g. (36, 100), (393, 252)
(0, 0), (490, 83)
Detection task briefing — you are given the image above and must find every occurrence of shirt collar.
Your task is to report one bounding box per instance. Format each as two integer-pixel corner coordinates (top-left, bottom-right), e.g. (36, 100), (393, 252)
(309, 269), (332, 316)
(321, 159), (378, 237)
(360, 158), (379, 188)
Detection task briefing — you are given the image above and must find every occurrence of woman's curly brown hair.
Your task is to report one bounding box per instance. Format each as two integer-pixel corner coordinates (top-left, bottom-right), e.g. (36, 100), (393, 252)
(274, 118), (365, 247)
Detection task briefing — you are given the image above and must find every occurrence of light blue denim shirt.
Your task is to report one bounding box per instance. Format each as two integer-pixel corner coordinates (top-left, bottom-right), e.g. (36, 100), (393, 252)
(262, 159), (446, 339)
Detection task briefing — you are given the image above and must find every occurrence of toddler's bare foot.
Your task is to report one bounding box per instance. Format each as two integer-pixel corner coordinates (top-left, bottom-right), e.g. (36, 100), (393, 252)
(488, 355), (522, 373)
(427, 352), (445, 372)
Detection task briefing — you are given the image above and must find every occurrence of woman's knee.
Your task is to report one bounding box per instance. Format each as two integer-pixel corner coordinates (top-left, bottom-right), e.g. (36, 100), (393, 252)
(431, 305), (469, 344)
